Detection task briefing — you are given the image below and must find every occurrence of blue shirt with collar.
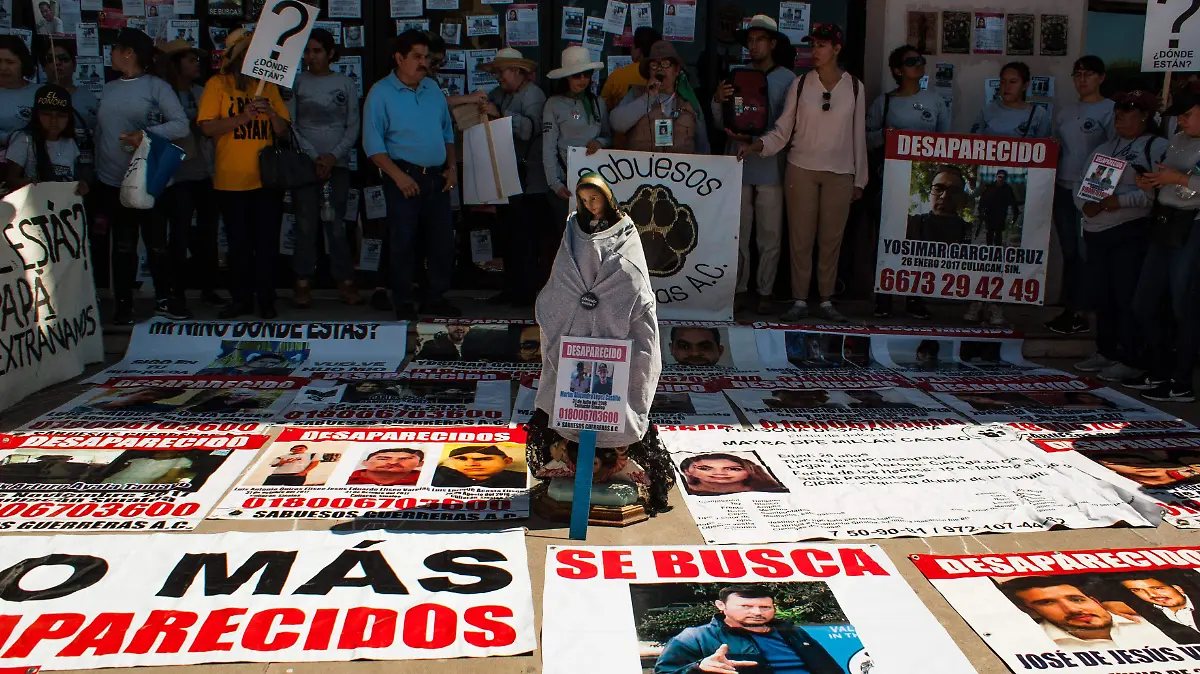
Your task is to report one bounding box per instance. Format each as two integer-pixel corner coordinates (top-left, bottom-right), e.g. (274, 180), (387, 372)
(362, 72), (454, 168)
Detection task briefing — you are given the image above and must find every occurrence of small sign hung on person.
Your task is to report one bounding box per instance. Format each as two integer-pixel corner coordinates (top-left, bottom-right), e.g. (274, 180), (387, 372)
(551, 337), (632, 434)
(240, 0), (319, 90)
(1077, 154), (1126, 202)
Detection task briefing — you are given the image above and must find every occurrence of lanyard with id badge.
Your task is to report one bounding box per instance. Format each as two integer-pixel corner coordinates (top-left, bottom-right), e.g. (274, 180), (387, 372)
(652, 94), (678, 147)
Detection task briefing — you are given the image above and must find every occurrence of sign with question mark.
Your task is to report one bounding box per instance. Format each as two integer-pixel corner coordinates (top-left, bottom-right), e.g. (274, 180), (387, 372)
(1144, 0), (1200, 71)
(240, 0), (319, 89)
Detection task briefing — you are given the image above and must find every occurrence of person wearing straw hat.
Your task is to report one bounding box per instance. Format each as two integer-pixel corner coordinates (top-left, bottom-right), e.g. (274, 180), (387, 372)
(611, 40), (709, 154)
(543, 46), (608, 229)
(479, 47), (546, 306)
(198, 27), (291, 320)
(713, 15), (795, 316)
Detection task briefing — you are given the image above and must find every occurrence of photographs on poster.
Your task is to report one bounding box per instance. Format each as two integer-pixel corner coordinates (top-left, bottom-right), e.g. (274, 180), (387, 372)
(941, 10), (970, 54)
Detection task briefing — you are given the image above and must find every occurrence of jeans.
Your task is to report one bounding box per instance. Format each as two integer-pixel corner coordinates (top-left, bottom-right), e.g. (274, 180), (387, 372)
(1133, 225), (1200, 388)
(292, 167), (354, 282)
(161, 178), (220, 295)
(382, 171), (453, 306)
(1052, 184), (1086, 310)
(217, 188), (283, 305)
(1084, 219), (1149, 364)
(96, 182), (169, 303)
(495, 193), (543, 300)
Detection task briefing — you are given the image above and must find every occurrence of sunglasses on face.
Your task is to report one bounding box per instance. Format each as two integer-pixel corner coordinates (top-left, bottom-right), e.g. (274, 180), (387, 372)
(822, 91), (831, 111)
(568, 72), (590, 80)
(903, 56), (926, 67)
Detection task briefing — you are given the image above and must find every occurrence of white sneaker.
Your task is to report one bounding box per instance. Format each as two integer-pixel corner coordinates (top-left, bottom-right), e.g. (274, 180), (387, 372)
(1099, 362), (1144, 382)
(985, 304), (1005, 326)
(1074, 353), (1114, 373)
(963, 302), (983, 322)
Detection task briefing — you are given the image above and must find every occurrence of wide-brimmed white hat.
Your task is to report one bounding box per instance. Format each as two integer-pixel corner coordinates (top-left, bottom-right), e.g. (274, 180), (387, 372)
(479, 47), (537, 75)
(547, 45), (603, 79)
(735, 15), (781, 45)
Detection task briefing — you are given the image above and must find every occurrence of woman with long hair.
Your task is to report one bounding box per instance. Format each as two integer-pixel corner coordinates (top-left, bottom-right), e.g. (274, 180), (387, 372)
(3, 83), (85, 192)
(679, 453), (786, 495)
(198, 28), (291, 320)
(95, 28), (189, 325)
(0, 35), (38, 176)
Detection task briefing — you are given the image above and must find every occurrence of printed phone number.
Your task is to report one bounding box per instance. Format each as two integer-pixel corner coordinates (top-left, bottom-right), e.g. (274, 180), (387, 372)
(241, 496), (514, 511)
(877, 268), (1042, 303)
(282, 410), (504, 420)
(837, 522), (1046, 537)
(0, 501), (200, 518)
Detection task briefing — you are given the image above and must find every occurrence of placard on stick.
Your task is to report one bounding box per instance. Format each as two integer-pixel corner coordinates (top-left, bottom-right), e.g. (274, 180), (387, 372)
(241, 0), (319, 91)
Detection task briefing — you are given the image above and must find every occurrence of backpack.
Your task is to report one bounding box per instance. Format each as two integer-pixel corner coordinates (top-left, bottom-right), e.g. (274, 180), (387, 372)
(722, 67), (771, 136)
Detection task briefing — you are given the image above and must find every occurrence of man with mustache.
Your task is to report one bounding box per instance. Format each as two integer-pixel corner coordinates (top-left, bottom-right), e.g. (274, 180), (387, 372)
(1001, 576), (1176, 650)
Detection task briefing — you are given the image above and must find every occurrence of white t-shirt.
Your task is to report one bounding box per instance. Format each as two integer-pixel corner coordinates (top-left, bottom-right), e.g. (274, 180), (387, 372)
(6, 131), (79, 181)
(271, 453), (317, 475)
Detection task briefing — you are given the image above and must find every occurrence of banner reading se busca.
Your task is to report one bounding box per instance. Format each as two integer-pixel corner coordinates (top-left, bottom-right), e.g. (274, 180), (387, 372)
(875, 130), (1058, 305)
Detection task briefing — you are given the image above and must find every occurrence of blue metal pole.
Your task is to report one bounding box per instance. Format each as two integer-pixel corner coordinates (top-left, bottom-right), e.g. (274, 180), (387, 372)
(568, 430), (598, 540)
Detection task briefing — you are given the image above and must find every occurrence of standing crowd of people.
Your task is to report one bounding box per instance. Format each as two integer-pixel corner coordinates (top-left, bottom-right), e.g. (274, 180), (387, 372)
(0, 21), (1196, 402)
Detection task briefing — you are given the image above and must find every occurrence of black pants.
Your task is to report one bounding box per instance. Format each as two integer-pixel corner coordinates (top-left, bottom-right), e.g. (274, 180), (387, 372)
(95, 182), (169, 303)
(495, 193), (544, 300)
(161, 178), (220, 296)
(984, 216), (1006, 246)
(382, 172), (453, 306)
(217, 188), (282, 305)
(263, 474), (306, 486)
(1085, 219), (1149, 364)
(1134, 225), (1200, 388)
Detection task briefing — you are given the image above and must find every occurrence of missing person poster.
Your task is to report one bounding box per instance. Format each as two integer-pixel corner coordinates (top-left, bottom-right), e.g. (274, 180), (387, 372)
(0, 432), (267, 532)
(280, 377), (513, 427)
(753, 324), (874, 376)
(0, 530), (535, 668)
(405, 321), (542, 376)
(661, 324), (764, 379)
(661, 426), (1155, 544)
(875, 130), (1059, 305)
(1078, 154), (1126, 202)
(552, 337), (631, 433)
(652, 381), (739, 426)
(212, 426), (530, 521)
(542, 544), (977, 674)
(1032, 434), (1200, 529)
(920, 375), (1193, 438)
(92, 319), (408, 382)
(913, 546), (1200, 673)
(869, 326), (1047, 380)
(568, 149), (743, 320)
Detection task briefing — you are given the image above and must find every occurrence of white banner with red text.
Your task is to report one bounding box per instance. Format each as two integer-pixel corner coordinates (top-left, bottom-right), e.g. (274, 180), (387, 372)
(875, 130), (1058, 305)
(0, 530), (534, 670)
(913, 546), (1200, 673)
(211, 426), (530, 522)
(0, 432), (267, 532)
(661, 426), (1156, 544)
(542, 544), (975, 674)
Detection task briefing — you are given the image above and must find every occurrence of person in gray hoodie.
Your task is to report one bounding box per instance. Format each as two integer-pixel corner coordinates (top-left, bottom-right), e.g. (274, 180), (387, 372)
(527, 172), (672, 512)
(543, 46), (610, 228)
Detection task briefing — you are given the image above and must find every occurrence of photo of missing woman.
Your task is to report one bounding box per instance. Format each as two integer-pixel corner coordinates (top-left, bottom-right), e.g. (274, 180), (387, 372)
(676, 451), (789, 496)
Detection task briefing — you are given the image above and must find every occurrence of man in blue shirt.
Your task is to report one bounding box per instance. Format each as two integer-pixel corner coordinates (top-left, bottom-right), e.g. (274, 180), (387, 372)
(363, 30), (461, 320)
(655, 586), (842, 674)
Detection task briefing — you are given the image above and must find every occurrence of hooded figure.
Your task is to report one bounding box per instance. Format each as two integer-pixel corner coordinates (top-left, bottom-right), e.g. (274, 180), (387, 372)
(528, 172), (673, 513)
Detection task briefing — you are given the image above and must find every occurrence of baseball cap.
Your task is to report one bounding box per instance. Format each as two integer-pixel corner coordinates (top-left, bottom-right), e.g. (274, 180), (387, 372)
(34, 84), (70, 112)
(1165, 83), (1200, 116)
(447, 445), (508, 459)
(1112, 89), (1158, 113)
(802, 22), (843, 46)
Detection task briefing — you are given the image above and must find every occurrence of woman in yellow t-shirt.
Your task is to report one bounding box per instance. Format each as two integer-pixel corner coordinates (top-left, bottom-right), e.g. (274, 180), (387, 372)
(198, 28), (291, 320)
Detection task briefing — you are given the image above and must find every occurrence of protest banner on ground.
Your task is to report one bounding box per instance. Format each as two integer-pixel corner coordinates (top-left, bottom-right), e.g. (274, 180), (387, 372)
(280, 376), (514, 426)
(91, 319), (408, 382)
(661, 426), (1155, 544)
(510, 374), (539, 426)
(913, 546), (1200, 673)
(1032, 434), (1200, 529)
(0, 182), (103, 412)
(212, 426), (530, 521)
(652, 381), (740, 426)
(405, 321), (542, 376)
(19, 381), (296, 433)
(0, 530), (535, 669)
(752, 323), (875, 377)
(920, 375), (1192, 437)
(542, 544), (976, 674)
(875, 130), (1058, 305)
(660, 324), (765, 380)
(721, 374), (966, 432)
(868, 325), (1049, 380)
(568, 149), (742, 321)
(0, 432), (267, 532)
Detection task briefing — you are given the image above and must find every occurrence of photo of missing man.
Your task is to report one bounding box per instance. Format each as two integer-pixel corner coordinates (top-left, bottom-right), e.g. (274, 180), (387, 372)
(763, 389), (845, 410)
(906, 164), (975, 245)
(198, 341), (309, 375)
(0, 449), (225, 489)
(844, 389), (922, 409)
(887, 338), (962, 371)
(248, 444), (333, 486)
(664, 327), (731, 368)
(1088, 448), (1200, 489)
(415, 324), (541, 363)
(783, 332), (869, 370)
(75, 387), (190, 412)
(653, 392), (697, 416)
(345, 447), (425, 486)
(569, 361), (594, 394)
(995, 573), (1190, 652)
(676, 451), (788, 496)
(178, 389), (284, 413)
(631, 582), (864, 674)
(414, 323), (471, 360)
(431, 443), (528, 489)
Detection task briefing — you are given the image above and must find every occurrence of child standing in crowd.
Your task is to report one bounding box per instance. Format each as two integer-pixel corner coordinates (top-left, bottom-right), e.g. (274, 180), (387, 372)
(0, 36), (37, 171)
(968, 61), (1051, 327)
(867, 44), (951, 320)
(289, 28), (362, 308)
(1047, 55), (1115, 336)
(157, 38), (224, 309)
(1129, 83), (1200, 403)
(1073, 90), (1165, 386)
(95, 28), (189, 325)
(198, 28), (291, 320)
(4, 84), (86, 193)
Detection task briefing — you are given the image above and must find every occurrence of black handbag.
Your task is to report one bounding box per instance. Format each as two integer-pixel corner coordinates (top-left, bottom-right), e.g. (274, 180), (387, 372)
(259, 128), (318, 190)
(1150, 201), (1197, 249)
